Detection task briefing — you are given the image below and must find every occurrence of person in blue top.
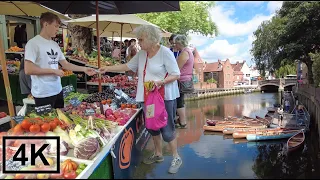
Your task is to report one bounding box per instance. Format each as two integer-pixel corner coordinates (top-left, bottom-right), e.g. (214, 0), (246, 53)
(169, 34), (181, 59)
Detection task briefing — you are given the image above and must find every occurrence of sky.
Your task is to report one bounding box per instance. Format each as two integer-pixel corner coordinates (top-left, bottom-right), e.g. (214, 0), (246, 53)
(189, 1), (283, 67)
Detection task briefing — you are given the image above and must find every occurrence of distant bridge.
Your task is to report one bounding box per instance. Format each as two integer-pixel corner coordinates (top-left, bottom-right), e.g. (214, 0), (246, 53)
(258, 79), (297, 91)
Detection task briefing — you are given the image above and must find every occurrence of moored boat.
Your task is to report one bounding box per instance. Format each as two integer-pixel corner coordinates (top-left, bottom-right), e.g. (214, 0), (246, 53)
(246, 129), (301, 141)
(204, 124), (267, 132)
(267, 107), (276, 112)
(287, 130), (305, 152)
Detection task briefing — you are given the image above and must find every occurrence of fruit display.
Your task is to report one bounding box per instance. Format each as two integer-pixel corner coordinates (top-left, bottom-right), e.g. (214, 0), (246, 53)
(2, 157), (89, 179)
(0, 112), (7, 118)
(0, 60), (20, 74)
(61, 68), (74, 76)
(83, 91), (114, 103)
(7, 46), (24, 52)
(87, 50), (120, 67)
(104, 108), (138, 126)
(89, 74), (138, 88)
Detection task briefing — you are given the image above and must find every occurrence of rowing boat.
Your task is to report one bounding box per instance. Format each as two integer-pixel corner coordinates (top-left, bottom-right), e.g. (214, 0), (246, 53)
(203, 124), (267, 132)
(246, 129), (301, 141)
(287, 130), (305, 152)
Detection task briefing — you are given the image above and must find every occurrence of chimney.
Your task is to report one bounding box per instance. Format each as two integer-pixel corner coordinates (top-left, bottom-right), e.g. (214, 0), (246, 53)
(218, 59), (221, 63)
(236, 61), (239, 65)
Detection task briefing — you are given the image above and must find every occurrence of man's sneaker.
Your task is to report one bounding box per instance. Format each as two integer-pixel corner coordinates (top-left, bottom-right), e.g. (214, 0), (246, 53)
(168, 156), (182, 174)
(143, 154), (164, 165)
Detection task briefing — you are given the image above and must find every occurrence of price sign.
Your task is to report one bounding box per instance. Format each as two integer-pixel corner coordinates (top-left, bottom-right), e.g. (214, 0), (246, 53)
(35, 104), (52, 115)
(108, 84), (114, 90)
(12, 116), (25, 124)
(85, 108), (95, 116)
(69, 97), (81, 107)
(63, 85), (75, 98)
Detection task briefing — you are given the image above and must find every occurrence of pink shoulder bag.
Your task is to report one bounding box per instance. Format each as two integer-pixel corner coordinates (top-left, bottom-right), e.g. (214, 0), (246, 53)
(143, 54), (168, 131)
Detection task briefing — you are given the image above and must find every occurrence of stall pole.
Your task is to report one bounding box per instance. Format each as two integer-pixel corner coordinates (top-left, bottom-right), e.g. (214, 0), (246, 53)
(120, 23), (123, 62)
(0, 30), (16, 127)
(96, 1), (102, 92)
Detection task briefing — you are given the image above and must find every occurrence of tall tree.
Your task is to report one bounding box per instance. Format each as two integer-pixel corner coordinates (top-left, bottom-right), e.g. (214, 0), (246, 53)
(251, 2), (320, 84)
(137, 1), (218, 36)
(68, 14), (93, 54)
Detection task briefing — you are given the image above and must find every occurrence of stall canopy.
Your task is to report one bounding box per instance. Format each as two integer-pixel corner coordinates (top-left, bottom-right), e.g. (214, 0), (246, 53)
(66, 14), (158, 36)
(34, 1), (180, 14)
(0, 1), (71, 20)
(35, 1), (180, 92)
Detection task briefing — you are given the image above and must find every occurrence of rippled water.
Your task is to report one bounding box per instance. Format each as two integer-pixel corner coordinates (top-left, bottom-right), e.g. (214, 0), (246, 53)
(133, 92), (320, 179)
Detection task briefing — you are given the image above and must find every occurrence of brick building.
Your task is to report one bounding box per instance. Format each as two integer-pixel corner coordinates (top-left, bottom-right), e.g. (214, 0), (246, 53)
(203, 59), (234, 88)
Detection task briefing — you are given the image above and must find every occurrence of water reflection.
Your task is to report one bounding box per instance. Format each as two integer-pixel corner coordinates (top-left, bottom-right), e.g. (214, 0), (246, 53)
(133, 93), (319, 179)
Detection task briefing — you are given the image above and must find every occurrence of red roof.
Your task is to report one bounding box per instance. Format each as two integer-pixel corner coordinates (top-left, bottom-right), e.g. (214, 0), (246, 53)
(231, 61), (244, 71)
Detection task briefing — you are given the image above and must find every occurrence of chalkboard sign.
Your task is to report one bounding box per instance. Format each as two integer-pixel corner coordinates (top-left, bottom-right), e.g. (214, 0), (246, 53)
(85, 108), (95, 116)
(12, 116), (25, 124)
(63, 85), (75, 98)
(69, 97), (81, 107)
(35, 104), (52, 115)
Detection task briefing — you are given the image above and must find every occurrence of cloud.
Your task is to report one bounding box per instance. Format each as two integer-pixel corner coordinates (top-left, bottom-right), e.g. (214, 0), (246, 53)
(209, 5), (273, 37)
(188, 33), (212, 47)
(267, 1), (283, 13)
(236, 1), (264, 7)
(198, 34), (255, 64)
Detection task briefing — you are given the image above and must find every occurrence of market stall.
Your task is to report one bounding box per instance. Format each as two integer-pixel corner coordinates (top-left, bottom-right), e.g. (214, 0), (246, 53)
(0, 83), (149, 179)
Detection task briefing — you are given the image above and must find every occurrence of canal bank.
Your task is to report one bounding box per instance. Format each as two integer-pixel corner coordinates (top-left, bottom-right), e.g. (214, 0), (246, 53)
(133, 92), (320, 179)
(295, 84), (320, 140)
(185, 86), (260, 101)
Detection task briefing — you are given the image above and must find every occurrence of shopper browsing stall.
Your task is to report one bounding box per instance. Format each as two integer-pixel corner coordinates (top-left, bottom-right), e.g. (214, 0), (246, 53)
(99, 25), (182, 174)
(24, 12), (96, 108)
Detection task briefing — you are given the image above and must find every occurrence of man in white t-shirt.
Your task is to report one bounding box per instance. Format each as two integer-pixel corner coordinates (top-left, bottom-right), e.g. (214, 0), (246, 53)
(24, 12), (96, 108)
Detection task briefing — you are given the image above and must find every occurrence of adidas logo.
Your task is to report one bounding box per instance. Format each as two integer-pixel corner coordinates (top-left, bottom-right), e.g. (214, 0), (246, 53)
(47, 49), (58, 60)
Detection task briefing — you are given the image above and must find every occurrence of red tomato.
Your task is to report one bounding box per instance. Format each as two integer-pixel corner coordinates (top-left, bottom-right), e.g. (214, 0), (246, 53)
(21, 119), (32, 131)
(29, 124), (40, 133)
(41, 123), (50, 133)
(63, 170), (77, 179)
(49, 121), (57, 131)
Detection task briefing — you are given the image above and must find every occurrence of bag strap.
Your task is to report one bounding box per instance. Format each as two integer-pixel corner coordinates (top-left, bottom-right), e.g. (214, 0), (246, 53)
(143, 53), (168, 82)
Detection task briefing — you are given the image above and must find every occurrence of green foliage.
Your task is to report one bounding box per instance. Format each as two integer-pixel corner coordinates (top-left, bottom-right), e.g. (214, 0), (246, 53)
(274, 62), (297, 78)
(206, 78), (217, 84)
(310, 52), (320, 87)
(137, 1), (218, 36)
(251, 2), (320, 84)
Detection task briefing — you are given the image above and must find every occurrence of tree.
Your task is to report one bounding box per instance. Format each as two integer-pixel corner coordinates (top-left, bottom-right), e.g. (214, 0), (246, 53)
(274, 62), (297, 78)
(251, 2), (320, 84)
(137, 1), (218, 37)
(68, 14), (93, 54)
(309, 52), (320, 87)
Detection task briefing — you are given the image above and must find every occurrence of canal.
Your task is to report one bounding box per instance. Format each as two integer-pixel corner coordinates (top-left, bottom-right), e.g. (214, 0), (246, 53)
(133, 92), (320, 179)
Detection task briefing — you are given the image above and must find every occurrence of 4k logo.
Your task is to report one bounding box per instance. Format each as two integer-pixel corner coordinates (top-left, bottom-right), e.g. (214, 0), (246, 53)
(2, 136), (60, 174)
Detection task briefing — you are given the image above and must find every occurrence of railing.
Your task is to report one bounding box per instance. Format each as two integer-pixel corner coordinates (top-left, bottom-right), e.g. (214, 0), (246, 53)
(284, 79), (296, 85)
(258, 79), (280, 85)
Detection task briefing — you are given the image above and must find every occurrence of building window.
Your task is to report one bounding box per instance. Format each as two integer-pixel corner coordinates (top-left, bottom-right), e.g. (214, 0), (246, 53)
(237, 76), (239, 80)
(227, 66), (230, 69)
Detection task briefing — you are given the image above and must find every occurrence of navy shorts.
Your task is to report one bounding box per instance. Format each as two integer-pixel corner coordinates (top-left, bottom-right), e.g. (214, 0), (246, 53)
(140, 99), (177, 142)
